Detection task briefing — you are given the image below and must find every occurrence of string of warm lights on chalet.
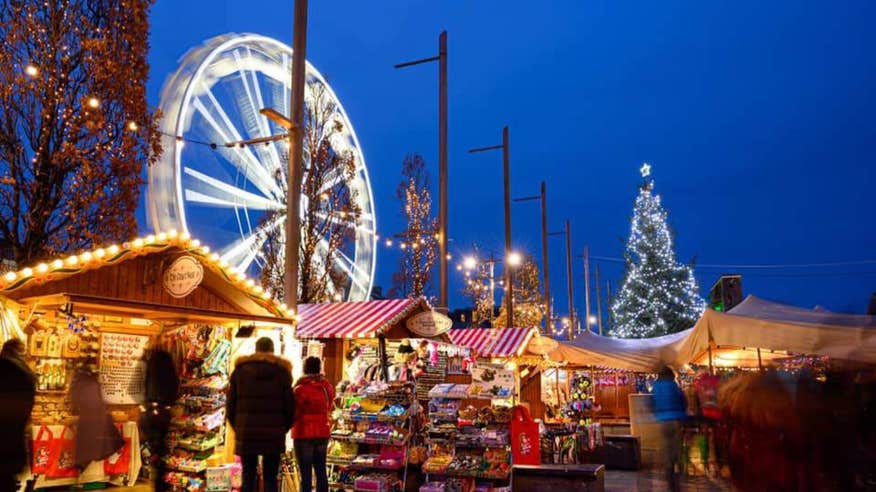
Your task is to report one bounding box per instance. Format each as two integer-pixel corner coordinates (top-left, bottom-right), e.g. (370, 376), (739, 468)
(0, 230), (296, 320)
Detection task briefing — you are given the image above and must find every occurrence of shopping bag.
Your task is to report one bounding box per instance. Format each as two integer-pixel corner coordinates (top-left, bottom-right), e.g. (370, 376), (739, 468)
(510, 405), (541, 465)
(31, 425), (54, 475)
(46, 426), (78, 478)
(104, 425), (131, 476)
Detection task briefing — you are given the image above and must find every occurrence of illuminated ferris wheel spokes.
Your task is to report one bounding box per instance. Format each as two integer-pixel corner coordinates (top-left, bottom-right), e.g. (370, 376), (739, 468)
(148, 33), (376, 301)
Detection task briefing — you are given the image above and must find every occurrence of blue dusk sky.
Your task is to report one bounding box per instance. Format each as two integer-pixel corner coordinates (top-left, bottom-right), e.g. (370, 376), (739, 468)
(144, 0), (876, 317)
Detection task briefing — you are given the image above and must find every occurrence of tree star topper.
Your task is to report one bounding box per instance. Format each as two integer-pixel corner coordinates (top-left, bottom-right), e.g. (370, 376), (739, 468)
(640, 162), (652, 178)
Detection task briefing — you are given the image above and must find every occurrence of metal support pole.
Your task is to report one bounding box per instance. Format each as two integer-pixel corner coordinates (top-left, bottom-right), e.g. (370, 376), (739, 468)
(606, 280), (613, 331)
(565, 219), (575, 339)
(583, 244), (591, 335)
(438, 31), (448, 310)
(285, 0), (309, 310)
(540, 182), (551, 335)
(502, 127), (513, 328)
(708, 344), (714, 375)
(757, 347), (763, 372)
(395, 31), (449, 310)
(595, 263), (603, 336)
(489, 252), (496, 326)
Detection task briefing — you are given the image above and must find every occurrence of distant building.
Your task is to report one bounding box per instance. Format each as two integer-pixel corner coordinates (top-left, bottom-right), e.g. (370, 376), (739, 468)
(709, 275), (743, 312)
(868, 293), (876, 315)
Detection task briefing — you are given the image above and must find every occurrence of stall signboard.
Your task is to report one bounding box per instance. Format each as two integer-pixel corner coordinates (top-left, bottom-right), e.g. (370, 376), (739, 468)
(405, 311), (452, 337)
(470, 362), (515, 398)
(306, 340), (324, 360)
(99, 333), (150, 404)
(163, 255), (203, 298)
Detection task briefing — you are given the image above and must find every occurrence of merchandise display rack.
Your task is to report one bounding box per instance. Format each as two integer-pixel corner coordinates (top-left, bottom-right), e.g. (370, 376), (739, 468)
(421, 384), (513, 492)
(328, 381), (417, 492)
(165, 373), (228, 489)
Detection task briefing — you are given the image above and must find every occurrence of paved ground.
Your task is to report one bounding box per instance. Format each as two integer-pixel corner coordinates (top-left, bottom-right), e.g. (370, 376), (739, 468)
(606, 471), (731, 492)
(82, 471), (733, 491)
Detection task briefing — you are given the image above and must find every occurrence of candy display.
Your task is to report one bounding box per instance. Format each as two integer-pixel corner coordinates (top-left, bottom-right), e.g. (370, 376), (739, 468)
(328, 381), (416, 491)
(424, 393), (513, 487)
(161, 326), (231, 491)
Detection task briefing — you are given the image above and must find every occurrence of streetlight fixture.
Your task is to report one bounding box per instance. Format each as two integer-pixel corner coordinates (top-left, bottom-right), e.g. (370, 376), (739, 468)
(506, 251), (522, 267)
(460, 251), (522, 328)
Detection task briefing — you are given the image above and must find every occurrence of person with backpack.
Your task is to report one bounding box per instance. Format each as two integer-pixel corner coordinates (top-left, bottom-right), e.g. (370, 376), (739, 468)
(292, 356), (334, 492)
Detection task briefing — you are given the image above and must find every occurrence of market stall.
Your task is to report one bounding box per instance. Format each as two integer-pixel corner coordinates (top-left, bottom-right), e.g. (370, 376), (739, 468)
(296, 298), (460, 491)
(0, 231), (294, 490)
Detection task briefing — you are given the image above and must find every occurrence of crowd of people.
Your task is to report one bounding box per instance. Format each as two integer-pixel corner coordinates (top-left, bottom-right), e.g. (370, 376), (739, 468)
(0, 337), (334, 492)
(653, 364), (876, 491)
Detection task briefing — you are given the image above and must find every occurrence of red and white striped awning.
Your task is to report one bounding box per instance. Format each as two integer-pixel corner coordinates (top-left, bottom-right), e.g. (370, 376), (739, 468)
(448, 327), (537, 358)
(296, 297), (431, 339)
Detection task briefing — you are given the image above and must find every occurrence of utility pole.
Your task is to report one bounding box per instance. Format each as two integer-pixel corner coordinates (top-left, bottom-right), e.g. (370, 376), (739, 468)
(606, 279), (613, 332)
(565, 220), (574, 338)
(469, 126), (513, 328)
(549, 220), (574, 339)
(595, 263), (603, 335)
(540, 182), (550, 334)
(513, 181), (550, 334)
(394, 31), (448, 309)
(583, 245), (591, 335)
(285, 0), (309, 311)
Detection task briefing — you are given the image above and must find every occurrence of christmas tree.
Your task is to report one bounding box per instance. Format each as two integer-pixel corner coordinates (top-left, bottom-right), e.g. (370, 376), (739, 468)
(610, 164), (705, 338)
(495, 255), (544, 329)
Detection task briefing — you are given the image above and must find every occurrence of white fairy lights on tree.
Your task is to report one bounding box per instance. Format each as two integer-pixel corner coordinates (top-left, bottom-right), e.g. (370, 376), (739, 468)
(610, 164), (705, 338)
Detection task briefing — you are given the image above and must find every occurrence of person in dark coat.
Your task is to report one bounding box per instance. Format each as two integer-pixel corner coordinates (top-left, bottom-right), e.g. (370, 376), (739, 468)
(227, 337), (295, 492)
(292, 356), (335, 492)
(143, 349), (179, 492)
(69, 367), (124, 469)
(0, 339), (36, 492)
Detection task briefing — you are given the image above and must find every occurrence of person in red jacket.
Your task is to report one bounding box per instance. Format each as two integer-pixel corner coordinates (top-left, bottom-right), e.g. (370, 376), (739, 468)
(293, 356), (335, 492)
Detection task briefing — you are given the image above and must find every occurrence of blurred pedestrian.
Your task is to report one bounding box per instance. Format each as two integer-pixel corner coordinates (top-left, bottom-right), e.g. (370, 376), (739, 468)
(293, 356), (334, 492)
(227, 337), (295, 492)
(652, 366), (687, 492)
(69, 366), (124, 469)
(143, 349), (179, 492)
(0, 339), (35, 492)
(719, 371), (803, 491)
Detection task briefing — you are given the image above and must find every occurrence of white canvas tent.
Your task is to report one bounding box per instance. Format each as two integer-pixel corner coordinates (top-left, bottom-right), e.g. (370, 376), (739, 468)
(549, 295), (876, 372)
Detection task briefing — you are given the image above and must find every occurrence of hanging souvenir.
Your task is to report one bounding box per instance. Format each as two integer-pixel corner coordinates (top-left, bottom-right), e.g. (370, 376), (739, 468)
(62, 333), (81, 358)
(46, 332), (62, 358)
(30, 331), (47, 356)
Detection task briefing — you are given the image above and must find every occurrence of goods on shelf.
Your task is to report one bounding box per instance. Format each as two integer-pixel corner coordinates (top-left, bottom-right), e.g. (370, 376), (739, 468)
(423, 385), (513, 488)
(329, 381), (416, 492)
(539, 423), (605, 465)
(161, 326), (230, 491)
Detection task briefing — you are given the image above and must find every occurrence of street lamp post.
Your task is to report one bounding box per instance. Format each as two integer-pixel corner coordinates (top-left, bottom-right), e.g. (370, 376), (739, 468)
(549, 219), (575, 339)
(469, 126), (513, 328)
(222, 1), (308, 314)
(513, 181), (551, 335)
(395, 31), (449, 310)
(286, 0), (309, 311)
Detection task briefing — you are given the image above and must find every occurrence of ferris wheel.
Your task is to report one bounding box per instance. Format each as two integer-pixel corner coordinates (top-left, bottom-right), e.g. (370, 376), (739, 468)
(147, 33), (376, 301)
